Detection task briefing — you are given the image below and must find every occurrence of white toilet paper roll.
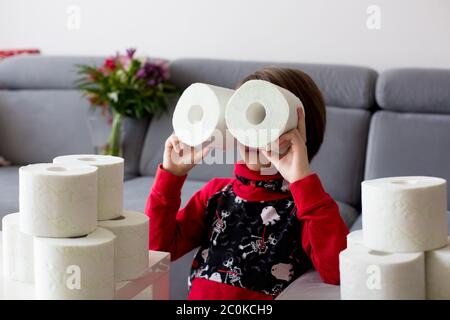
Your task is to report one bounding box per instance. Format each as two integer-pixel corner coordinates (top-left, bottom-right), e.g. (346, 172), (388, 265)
(362, 176), (448, 253)
(34, 227), (116, 300)
(339, 245), (425, 300)
(225, 80), (304, 148)
(346, 230), (363, 249)
(172, 83), (235, 149)
(2, 213), (34, 282)
(426, 236), (450, 299)
(53, 154), (124, 221)
(98, 211), (149, 281)
(19, 163), (98, 237)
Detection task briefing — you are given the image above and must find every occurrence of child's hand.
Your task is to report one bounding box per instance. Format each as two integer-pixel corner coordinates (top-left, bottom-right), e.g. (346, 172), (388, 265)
(261, 107), (312, 183)
(162, 134), (213, 176)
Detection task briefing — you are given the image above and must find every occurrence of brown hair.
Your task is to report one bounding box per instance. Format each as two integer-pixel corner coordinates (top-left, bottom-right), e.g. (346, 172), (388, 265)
(238, 67), (326, 162)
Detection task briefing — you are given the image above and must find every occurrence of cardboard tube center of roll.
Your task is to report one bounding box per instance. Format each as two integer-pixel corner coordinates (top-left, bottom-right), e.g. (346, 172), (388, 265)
(188, 105), (204, 124)
(46, 167), (67, 172)
(78, 157), (97, 161)
(390, 180), (419, 185)
(112, 215), (126, 220)
(246, 103), (266, 125)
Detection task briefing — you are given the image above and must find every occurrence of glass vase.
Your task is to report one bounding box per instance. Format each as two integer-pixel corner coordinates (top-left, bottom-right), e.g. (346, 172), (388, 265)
(106, 111), (123, 156)
(87, 109), (123, 156)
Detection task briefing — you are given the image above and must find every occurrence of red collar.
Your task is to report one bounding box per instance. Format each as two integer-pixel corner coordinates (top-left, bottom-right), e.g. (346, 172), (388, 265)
(234, 162), (283, 181)
(232, 162), (290, 202)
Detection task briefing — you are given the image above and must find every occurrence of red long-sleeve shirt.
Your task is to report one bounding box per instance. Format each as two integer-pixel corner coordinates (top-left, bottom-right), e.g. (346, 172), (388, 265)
(146, 163), (348, 299)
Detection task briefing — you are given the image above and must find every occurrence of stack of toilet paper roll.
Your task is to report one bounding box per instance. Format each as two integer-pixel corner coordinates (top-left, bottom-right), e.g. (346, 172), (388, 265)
(172, 80), (304, 150)
(2, 154), (149, 300)
(340, 176), (449, 300)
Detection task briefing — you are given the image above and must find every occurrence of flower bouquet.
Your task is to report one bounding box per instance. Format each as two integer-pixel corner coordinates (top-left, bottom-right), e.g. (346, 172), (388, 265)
(76, 48), (177, 156)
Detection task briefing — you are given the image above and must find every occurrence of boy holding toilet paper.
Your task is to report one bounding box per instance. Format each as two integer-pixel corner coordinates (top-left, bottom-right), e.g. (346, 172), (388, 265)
(146, 68), (348, 299)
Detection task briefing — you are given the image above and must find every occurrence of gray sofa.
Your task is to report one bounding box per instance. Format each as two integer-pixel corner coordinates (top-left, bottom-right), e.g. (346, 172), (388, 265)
(0, 56), (449, 299)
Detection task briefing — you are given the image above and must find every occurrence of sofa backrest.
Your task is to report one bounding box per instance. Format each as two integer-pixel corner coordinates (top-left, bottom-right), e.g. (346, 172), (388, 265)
(0, 55), (148, 178)
(365, 68), (450, 208)
(140, 58), (377, 208)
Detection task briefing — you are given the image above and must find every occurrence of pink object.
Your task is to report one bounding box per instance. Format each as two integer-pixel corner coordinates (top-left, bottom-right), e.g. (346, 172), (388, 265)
(0, 49), (40, 61)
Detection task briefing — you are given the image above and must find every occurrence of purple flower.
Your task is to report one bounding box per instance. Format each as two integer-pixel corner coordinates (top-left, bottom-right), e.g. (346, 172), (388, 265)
(126, 48), (136, 59)
(136, 68), (146, 79)
(144, 62), (155, 75)
(135, 59), (170, 87)
(154, 59), (170, 80)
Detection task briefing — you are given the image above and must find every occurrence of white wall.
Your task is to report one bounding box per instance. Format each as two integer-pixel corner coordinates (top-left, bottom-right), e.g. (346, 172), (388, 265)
(1, 0), (449, 71)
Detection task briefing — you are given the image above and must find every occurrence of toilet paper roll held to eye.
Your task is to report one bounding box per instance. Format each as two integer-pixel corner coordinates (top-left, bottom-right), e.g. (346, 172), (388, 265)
(2, 213), (34, 282)
(19, 163), (98, 237)
(339, 245), (425, 300)
(53, 154), (124, 221)
(172, 83), (235, 149)
(225, 80), (304, 149)
(98, 211), (149, 281)
(34, 227), (116, 300)
(426, 236), (450, 299)
(362, 176), (448, 253)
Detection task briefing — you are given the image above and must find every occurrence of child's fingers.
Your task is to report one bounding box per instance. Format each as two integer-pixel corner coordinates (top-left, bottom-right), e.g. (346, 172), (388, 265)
(278, 140), (291, 155)
(265, 136), (291, 156)
(172, 137), (182, 153)
(180, 141), (195, 154)
(179, 144), (195, 164)
(279, 129), (307, 152)
(165, 135), (174, 148)
(260, 149), (280, 168)
(190, 146), (196, 164)
(191, 137), (215, 163)
(278, 131), (298, 145)
(193, 145), (212, 164)
(202, 144), (213, 157)
(164, 136), (177, 161)
(167, 134), (181, 153)
(297, 107), (307, 143)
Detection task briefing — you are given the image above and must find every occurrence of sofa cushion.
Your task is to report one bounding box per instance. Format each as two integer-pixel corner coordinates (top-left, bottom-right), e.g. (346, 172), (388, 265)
(365, 111), (450, 208)
(0, 166), (19, 228)
(0, 90), (148, 178)
(0, 55), (104, 90)
(310, 107), (371, 208)
(123, 175), (209, 213)
(336, 201), (359, 228)
(376, 68), (450, 114)
(170, 58), (377, 109)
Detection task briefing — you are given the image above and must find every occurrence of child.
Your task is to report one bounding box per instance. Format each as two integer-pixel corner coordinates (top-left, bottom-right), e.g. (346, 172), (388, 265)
(145, 67), (349, 300)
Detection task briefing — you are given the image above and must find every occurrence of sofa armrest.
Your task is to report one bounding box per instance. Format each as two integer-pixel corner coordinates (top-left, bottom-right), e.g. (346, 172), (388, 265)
(275, 270), (341, 300)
